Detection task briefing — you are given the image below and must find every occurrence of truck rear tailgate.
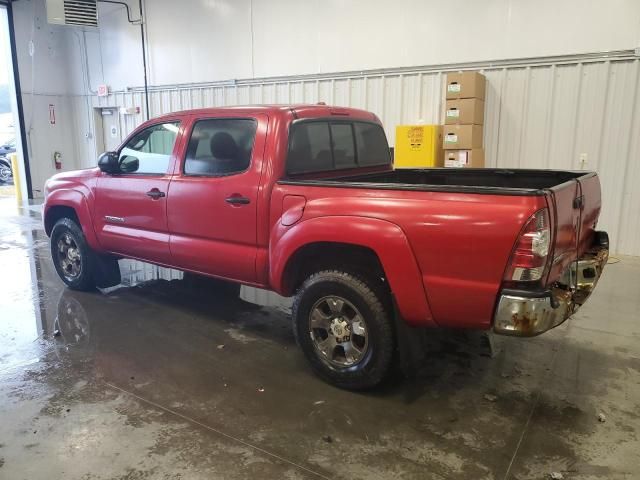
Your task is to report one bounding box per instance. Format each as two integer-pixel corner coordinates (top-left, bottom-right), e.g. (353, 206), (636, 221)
(545, 172), (602, 285)
(577, 173), (602, 255)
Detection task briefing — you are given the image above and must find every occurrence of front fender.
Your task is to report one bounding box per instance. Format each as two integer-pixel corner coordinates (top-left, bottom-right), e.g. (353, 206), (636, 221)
(44, 189), (102, 252)
(270, 216), (435, 327)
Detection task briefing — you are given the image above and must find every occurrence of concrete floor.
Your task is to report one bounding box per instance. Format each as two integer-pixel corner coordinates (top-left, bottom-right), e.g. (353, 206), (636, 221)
(0, 197), (639, 480)
(0, 184), (15, 197)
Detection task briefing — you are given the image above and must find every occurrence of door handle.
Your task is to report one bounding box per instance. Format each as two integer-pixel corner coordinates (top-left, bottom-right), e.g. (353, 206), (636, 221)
(146, 189), (166, 200)
(225, 195), (250, 206)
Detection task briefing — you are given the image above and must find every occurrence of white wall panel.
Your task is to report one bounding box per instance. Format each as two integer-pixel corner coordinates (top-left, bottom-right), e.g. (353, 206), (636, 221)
(617, 85), (640, 256)
(482, 69), (505, 168)
(547, 65), (581, 170)
(349, 78), (365, 111)
(575, 63), (610, 172)
(71, 57), (640, 255)
(495, 68), (527, 168)
(596, 61), (639, 252)
(82, 0), (640, 89)
(21, 94), (80, 195)
(520, 67), (553, 169)
(69, 97), (92, 170)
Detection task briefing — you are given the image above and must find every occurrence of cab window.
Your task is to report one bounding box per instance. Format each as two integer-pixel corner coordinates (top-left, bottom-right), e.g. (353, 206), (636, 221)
(184, 118), (257, 176)
(118, 122), (180, 174)
(287, 120), (390, 175)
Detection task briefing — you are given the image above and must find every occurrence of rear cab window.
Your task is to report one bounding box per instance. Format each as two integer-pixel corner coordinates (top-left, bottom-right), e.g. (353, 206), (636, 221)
(286, 120), (391, 176)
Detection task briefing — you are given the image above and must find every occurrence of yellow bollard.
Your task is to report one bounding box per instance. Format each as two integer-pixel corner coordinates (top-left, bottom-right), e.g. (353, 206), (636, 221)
(9, 153), (22, 205)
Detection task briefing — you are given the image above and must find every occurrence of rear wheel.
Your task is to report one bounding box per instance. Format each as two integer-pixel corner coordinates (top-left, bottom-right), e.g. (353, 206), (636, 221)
(50, 218), (97, 291)
(292, 270), (394, 390)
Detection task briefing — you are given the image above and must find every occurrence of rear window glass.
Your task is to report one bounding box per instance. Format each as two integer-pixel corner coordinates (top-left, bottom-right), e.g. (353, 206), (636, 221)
(330, 123), (356, 168)
(354, 122), (391, 166)
(287, 123), (332, 175)
(287, 120), (390, 175)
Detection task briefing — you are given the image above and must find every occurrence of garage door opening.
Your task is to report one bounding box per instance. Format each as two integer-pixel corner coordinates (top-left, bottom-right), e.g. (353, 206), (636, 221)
(0, 2), (31, 204)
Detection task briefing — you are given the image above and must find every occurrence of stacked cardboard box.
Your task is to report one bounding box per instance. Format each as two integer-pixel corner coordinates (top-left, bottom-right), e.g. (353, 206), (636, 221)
(443, 72), (486, 168)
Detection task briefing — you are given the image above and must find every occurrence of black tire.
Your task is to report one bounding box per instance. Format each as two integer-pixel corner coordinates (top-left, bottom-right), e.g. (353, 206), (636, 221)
(50, 218), (97, 291)
(292, 270), (394, 390)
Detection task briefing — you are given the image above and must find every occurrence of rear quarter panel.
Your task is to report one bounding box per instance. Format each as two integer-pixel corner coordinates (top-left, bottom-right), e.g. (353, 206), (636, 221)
(271, 183), (546, 329)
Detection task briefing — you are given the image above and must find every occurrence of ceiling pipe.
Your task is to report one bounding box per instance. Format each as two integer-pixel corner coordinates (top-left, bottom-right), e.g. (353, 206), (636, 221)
(138, 0), (149, 120)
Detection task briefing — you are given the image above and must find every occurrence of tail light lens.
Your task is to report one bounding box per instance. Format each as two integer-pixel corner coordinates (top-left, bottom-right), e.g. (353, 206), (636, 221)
(504, 209), (551, 282)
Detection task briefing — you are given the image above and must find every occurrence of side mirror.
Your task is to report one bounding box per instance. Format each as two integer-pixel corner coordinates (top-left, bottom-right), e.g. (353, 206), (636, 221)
(98, 151), (119, 174)
(119, 156), (139, 173)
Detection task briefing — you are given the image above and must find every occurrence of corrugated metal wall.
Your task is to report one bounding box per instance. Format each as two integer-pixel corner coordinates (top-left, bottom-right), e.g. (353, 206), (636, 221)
(76, 57), (640, 256)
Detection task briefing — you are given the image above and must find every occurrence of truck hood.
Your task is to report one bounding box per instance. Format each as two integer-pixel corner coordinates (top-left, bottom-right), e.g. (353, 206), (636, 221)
(45, 167), (100, 196)
(49, 167), (100, 182)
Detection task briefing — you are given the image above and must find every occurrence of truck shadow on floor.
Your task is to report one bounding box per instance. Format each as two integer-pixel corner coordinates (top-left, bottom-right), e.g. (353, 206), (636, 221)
(51, 274), (636, 409)
(52, 277), (509, 395)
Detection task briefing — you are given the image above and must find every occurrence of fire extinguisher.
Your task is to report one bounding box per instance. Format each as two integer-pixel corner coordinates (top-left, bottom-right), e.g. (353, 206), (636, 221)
(54, 152), (62, 170)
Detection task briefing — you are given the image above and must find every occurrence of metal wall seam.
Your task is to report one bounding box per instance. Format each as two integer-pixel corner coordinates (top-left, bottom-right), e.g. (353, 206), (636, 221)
(543, 65), (557, 169)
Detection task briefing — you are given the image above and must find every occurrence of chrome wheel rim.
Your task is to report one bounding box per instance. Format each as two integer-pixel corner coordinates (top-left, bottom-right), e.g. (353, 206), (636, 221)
(56, 233), (82, 280)
(308, 296), (368, 367)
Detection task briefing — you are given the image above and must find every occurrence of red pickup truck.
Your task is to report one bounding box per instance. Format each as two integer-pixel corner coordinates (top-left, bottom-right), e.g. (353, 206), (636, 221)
(44, 104), (608, 389)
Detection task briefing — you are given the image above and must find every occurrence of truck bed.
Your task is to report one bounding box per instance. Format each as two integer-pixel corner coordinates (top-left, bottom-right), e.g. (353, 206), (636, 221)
(282, 168), (592, 196)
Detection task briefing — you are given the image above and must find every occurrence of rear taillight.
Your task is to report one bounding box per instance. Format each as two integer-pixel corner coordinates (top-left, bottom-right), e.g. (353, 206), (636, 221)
(504, 209), (551, 282)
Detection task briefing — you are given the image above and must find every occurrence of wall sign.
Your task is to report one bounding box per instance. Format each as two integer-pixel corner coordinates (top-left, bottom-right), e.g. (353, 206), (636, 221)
(97, 84), (109, 97)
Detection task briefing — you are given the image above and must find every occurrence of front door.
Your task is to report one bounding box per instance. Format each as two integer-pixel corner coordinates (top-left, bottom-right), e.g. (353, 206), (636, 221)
(167, 114), (267, 283)
(94, 120), (183, 264)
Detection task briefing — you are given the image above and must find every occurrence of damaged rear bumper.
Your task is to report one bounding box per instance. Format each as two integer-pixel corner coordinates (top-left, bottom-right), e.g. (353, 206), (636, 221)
(493, 232), (609, 336)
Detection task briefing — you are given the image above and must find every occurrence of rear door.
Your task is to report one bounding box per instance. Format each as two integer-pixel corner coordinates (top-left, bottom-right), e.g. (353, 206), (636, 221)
(94, 120), (183, 264)
(167, 113), (267, 283)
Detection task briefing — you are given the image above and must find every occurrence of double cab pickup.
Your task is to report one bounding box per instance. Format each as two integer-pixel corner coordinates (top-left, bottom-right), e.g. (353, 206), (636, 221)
(44, 104), (608, 389)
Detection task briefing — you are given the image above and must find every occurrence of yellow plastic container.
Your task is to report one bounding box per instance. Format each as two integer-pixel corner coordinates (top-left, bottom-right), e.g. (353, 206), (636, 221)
(394, 125), (443, 168)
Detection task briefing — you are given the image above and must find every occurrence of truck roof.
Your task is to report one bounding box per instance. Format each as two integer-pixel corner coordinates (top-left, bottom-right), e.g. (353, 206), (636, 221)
(152, 104), (379, 122)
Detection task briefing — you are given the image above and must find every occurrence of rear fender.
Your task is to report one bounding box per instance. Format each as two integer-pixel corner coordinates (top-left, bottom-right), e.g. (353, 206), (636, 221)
(271, 216), (435, 326)
(44, 189), (101, 252)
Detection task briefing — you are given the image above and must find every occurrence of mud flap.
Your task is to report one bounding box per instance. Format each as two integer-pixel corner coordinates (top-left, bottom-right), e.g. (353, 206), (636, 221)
(93, 255), (121, 288)
(392, 300), (429, 378)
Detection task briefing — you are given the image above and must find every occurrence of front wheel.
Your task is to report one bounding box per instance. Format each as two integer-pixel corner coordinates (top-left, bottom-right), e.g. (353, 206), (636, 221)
(292, 270), (394, 390)
(50, 218), (97, 291)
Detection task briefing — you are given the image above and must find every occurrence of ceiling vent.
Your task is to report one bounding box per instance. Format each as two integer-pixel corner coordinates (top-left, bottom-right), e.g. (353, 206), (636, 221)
(46, 0), (98, 27)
